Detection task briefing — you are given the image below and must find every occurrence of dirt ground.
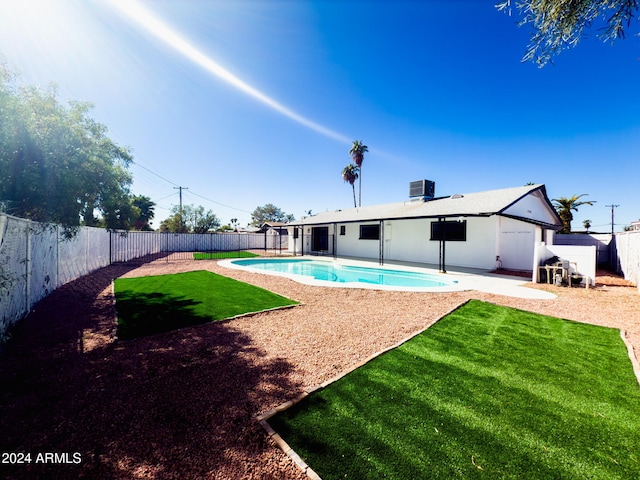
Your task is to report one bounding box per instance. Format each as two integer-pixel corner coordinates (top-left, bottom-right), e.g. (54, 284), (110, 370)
(0, 258), (638, 479)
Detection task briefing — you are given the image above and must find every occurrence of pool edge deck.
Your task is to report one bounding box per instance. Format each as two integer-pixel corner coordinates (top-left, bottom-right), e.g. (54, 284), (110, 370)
(218, 256), (556, 299)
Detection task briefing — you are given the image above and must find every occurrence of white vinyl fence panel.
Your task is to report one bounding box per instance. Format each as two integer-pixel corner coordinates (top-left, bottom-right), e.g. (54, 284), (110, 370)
(0, 215), (29, 340)
(0, 214), (290, 341)
(614, 231), (639, 287)
(0, 214), (111, 340)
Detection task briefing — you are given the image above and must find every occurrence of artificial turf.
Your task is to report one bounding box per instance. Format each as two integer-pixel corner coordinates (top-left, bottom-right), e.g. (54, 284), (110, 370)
(114, 270), (297, 339)
(270, 300), (640, 480)
(193, 251), (260, 260)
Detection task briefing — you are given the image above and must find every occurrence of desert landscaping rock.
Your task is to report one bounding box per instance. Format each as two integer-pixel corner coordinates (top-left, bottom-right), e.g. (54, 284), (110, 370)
(0, 258), (637, 479)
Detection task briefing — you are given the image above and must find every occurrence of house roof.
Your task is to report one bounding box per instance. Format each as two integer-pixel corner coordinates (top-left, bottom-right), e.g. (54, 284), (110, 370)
(261, 222), (289, 228)
(294, 184), (562, 228)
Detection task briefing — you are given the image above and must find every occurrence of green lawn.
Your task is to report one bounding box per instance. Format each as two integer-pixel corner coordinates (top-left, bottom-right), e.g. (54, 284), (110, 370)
(114, 270), (297, 339)
(270, 300), (640, 480)
(193, 251), (259, 260)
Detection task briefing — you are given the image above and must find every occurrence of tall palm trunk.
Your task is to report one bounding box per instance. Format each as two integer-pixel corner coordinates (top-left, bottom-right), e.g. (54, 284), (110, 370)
(349, 140), (368, 207)
(341, 163), (359, 208)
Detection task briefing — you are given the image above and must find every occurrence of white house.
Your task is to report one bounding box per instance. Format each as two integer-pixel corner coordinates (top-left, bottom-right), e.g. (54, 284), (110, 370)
(288, 183), (562, 272)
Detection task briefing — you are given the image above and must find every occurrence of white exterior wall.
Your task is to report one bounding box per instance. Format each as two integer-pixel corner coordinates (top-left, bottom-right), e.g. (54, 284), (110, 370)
(451, 217), (498, 269)
(335, 222), (380, 259)
(383, 217), (498, 269)
(287, 226), (303, 254)
(497, 217), (539, 271)
(383, 219), (432, 263)
(502, 191), (558, 225)
(298, 215), (544, 271)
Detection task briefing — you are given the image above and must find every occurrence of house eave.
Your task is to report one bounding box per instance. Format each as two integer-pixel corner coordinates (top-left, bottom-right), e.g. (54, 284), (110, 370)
(288, 184), (562, 228)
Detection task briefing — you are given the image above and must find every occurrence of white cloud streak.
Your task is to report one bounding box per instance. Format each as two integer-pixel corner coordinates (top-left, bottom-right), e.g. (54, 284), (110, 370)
(107, 0), (351, 144)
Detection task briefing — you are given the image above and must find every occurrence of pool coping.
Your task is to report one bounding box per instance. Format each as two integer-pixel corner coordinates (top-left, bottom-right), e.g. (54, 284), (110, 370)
(218, 256), (556, 299)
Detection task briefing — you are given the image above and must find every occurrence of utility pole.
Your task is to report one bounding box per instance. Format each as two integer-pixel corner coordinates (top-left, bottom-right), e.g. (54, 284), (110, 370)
(174, 186), (188, 231)
(605, 204), (619, 235)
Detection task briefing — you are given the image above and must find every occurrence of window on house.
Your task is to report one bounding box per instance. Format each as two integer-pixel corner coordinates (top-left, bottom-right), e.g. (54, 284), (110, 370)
(430, 220), (467, 241)
(339, 225), (346, 236)
(359, 224), (380, 240)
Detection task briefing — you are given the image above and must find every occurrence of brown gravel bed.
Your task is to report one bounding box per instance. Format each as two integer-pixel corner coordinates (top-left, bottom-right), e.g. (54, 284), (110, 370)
(0, 259), (638, 479)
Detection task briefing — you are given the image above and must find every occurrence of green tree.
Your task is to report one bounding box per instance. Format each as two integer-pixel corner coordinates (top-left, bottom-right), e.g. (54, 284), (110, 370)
(341, 164), (359, 208)
(99, 192), (140, 231)
(583, 219), (592, 233)
(0, 64), (133, 235)
(159, 204), (220, 233)
(131, 195), (155, 231)
(552, 194), (596, 234)
(159, 212), (186, 233)
(250, 203), (294, 226)
(349, 140), (368, 207)
(94, 194), (155, 231)
(497, 0), (639, 66)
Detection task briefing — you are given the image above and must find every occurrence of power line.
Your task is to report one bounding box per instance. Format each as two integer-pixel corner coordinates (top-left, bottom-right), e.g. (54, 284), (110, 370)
(174, 186), (188, 229)
(155, 192), (179, 202)
(129, 158), (254, 216)
(605, 204), (620, 235)
(130, 160), (179, 187)
(186, 190), (253, 214)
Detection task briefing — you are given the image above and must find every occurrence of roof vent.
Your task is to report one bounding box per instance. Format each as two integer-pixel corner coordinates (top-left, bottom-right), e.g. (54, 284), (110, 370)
(450, 194), (464, 199)
(409, 180), (435, 200)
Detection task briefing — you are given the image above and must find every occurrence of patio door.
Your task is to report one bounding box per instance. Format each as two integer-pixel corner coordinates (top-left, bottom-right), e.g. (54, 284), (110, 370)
(311, 227), (329, 252)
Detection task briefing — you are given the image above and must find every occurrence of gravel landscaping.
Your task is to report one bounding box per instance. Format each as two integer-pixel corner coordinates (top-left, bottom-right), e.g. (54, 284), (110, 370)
(1, 257), (638, 479)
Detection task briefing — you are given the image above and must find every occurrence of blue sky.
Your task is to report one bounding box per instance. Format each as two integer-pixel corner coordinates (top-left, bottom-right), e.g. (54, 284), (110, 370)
(1, 0), (638, 231)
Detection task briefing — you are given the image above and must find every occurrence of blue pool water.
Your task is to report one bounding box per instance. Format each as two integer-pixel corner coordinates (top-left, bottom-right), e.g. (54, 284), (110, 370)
(230, 258), (457, 288)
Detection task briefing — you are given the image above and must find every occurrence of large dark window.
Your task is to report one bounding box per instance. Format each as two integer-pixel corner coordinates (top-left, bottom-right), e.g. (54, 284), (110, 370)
(430, 220), (467, 241)
(312, 227), (329, 251)
(359, 224), (380, 240)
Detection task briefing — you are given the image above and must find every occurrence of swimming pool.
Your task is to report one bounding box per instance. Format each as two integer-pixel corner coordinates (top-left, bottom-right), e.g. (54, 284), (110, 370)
(225, 258), (459, 290)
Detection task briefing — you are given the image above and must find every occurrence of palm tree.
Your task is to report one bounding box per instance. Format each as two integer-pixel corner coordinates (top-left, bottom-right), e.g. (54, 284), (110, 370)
(552, 194), (596, 234)
(349, 140), (368, 207)
(341, 164), (359, 208)
(583, 219), (592, 233)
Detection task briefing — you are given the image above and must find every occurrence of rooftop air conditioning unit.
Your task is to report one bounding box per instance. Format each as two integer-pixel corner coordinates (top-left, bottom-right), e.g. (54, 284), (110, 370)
(409, 180), (435, 200)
